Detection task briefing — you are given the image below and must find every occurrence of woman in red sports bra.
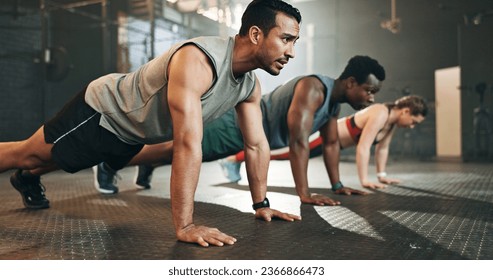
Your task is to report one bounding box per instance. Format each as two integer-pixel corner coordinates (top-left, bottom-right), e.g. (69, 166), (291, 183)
(337, 95), (427, 188)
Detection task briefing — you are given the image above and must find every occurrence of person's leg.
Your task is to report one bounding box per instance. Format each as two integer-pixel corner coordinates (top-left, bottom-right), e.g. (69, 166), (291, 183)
(91, 128), (143, 194)
(1, 126), (58, 209)
(128, 142), (174, 165)
(219, 135), (324, 182)
(10, 168), (51, 209)
(92, 141), (145, 194)
(131, 142), (172, 189)
(134, 164), (156, 189)
(218, 156), (242, 182)
(130, 108), (245, 188)
(2, 87), (99, 207)
(94, 141), (174, 190)
(0, 126), (56, 174)
(92, 163), (120, 194)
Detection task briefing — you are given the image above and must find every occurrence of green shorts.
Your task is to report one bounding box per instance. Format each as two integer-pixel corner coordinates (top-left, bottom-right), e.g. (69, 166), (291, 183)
(202, 110), (244, 161)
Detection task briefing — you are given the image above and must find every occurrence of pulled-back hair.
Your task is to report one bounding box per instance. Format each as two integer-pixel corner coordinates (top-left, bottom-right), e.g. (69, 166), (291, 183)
(338, 55), (386, 84)
(387, 95), (428, 117)
(239, 0), (302, 36)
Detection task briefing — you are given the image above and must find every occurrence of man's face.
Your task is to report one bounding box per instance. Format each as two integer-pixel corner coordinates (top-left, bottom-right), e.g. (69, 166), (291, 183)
(346, 74), (382, 110)
(257, 12), (300, 75)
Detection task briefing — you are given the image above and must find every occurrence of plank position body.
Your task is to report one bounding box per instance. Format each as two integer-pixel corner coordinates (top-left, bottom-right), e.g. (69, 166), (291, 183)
(1, 0), (302, 247)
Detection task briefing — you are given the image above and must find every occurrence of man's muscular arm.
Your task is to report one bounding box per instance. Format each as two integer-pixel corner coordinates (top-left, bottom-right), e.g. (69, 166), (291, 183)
(167, 45), (236, 247)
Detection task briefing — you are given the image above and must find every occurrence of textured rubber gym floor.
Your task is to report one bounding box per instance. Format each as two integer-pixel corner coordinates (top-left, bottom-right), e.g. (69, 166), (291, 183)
(0, 158), (491, 260)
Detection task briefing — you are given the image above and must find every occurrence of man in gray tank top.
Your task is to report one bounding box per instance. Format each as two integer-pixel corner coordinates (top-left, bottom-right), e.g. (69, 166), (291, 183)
(103, 56), (387, 207)
(0, 0), (302, 247)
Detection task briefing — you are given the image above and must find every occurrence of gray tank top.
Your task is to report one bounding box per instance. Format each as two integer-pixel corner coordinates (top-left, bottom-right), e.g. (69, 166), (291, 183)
(261, 75), (339, 149)
(85, 36), (256, 144)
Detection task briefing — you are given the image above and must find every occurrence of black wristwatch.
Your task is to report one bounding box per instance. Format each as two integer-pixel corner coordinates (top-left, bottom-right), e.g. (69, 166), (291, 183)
(252, 197), (270, 210)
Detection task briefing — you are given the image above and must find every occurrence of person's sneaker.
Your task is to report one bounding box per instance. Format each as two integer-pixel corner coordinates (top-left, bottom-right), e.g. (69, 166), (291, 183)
(92, 163), (119, 194)
(218, 159), (242, 182)
(10, 169), (50, 209)
(134, 165), (155, 189)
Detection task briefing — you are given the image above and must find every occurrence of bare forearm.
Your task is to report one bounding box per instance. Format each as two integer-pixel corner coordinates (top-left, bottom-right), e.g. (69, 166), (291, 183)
(375, 147), (389, 173)
(323, 143), (340, 185)
(244, 140), (270, 203)
(289, 141), (310, 198)
(356, 145), (371, 184)
(170, 145), (202, 231)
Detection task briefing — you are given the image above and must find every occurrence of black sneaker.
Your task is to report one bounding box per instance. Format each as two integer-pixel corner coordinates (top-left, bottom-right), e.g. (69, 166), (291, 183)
(92, 163), (119, 194)
(10, 169), (50, 209)
(134, 165), (155, 189)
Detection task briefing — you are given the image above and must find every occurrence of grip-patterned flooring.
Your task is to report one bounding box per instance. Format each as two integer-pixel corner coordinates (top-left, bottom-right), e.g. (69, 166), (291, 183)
(0, 158), (491, 259)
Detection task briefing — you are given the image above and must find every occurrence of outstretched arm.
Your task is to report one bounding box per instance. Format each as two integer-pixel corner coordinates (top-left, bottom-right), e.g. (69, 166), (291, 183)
(320, 119), (368, 196)
(236, 76), (300, 222)
(288, 77), (342, 205)
(168, 45), (236, 247)
(374, 128), (401, 185)
(356, 106), (388, 189)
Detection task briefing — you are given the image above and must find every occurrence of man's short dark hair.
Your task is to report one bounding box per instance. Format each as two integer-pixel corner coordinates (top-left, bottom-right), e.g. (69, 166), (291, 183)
(239, 0), (302, 36)
(338, 55), (386, 84)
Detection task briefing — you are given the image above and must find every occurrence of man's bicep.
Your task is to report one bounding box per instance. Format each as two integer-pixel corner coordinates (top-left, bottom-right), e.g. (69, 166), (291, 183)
(166, 45), (215, 132)
(237, 103), (264, 145)
(167, 45), (214, 101)
(236, 77), (263, 137)
(167, 75), (207, 141)
(168, 93), (203, 147)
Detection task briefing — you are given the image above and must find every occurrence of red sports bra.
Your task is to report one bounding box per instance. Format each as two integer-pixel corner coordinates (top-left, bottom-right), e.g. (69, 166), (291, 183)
(346, 116), (363, 143)
(345, 105), (393, 145)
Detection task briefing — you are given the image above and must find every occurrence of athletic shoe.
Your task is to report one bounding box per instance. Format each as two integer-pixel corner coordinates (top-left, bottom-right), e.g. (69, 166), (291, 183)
(135, 165), (154, 189)
(10, 169), (50, 209)
(218, 159), (241, 182)
(92, 163), (119, 194)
